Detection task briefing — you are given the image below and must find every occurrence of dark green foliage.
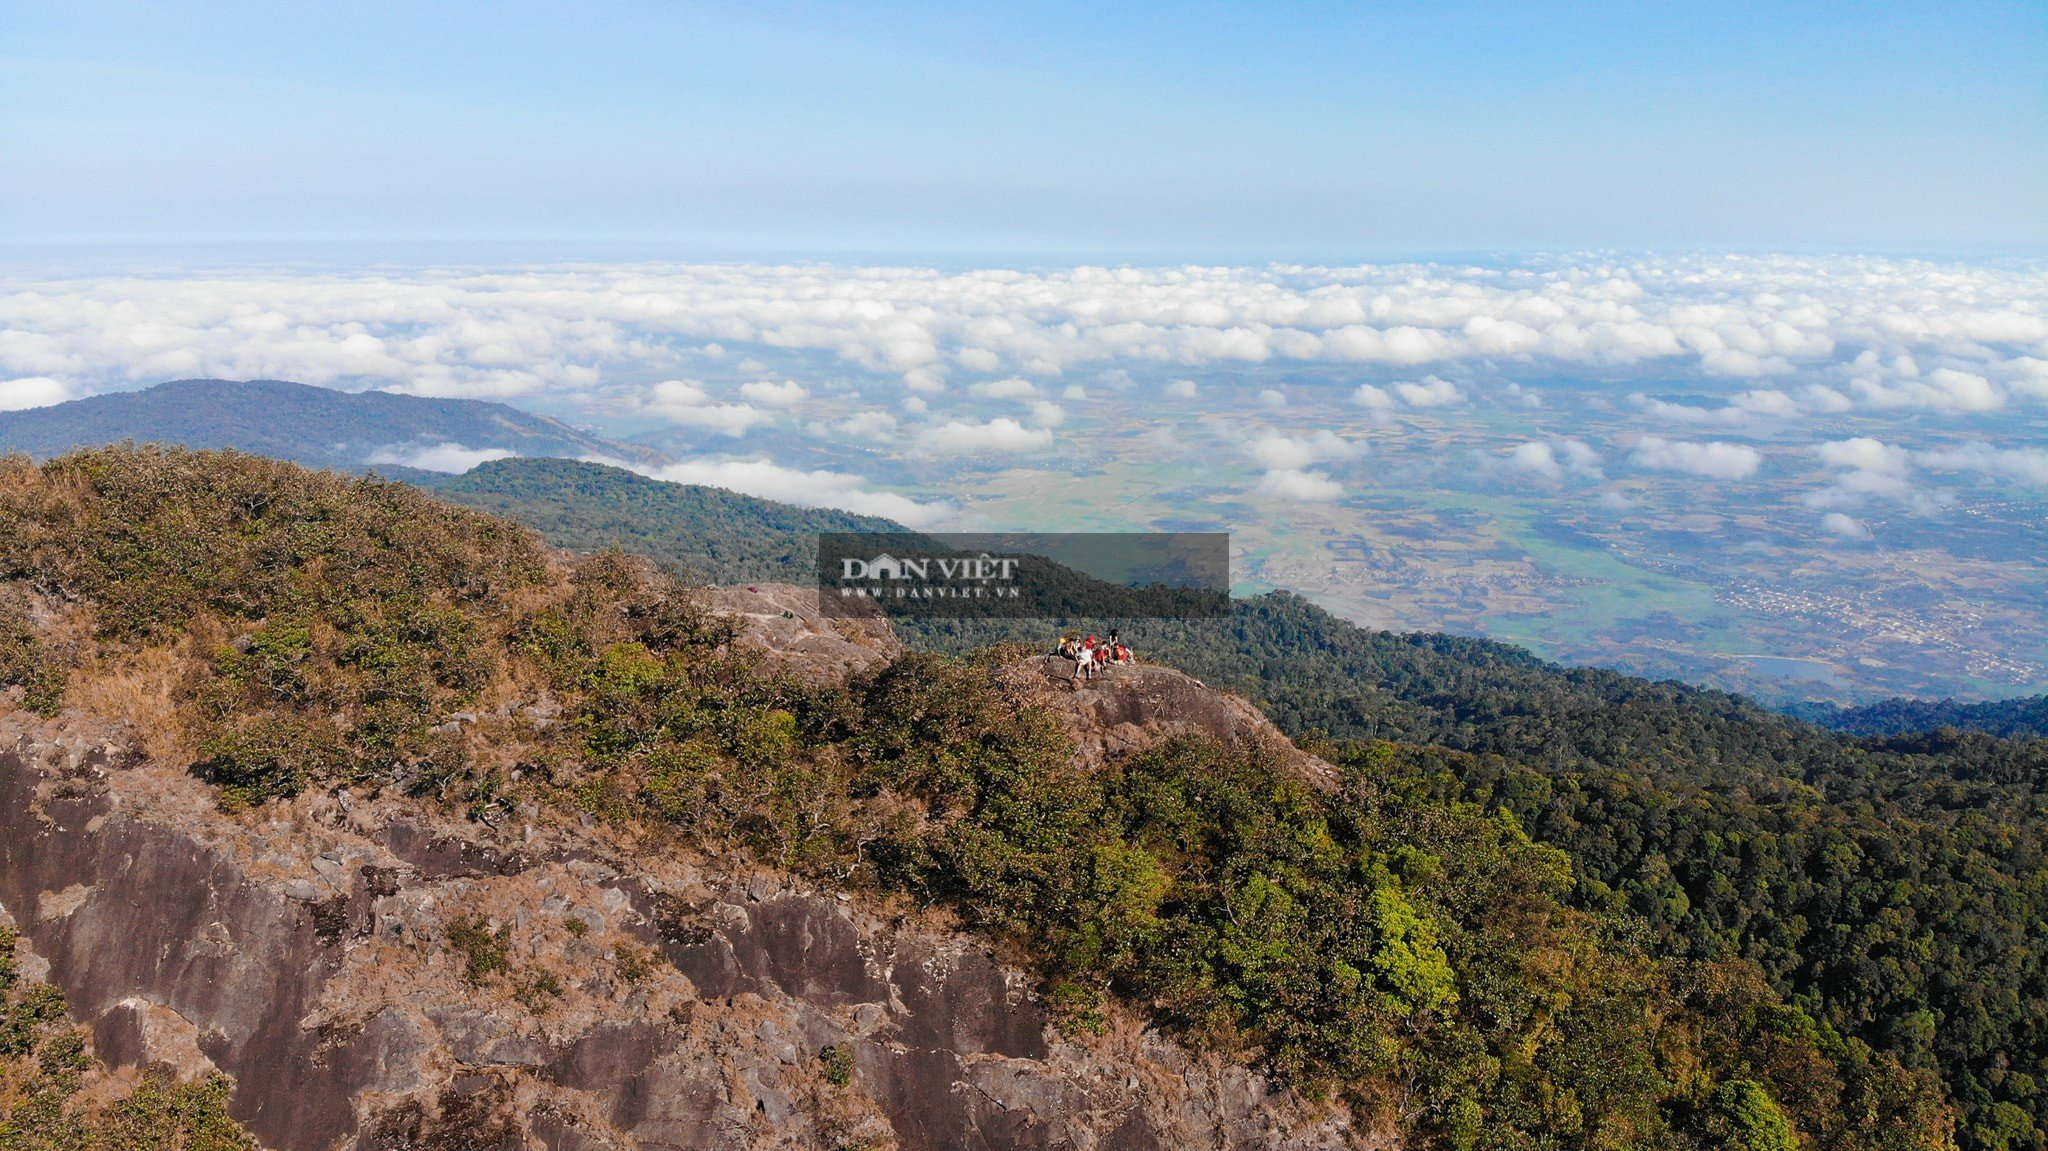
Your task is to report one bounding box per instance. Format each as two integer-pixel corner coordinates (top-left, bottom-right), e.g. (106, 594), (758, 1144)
(1349, 727), (2048, 1149)
(444, 915), (512, 984)
(0, 446), (2003, 1148)
(911, 591), (2042, 1150)
(529, 622), (1946, 1146)
(1790, 695), (2048, 741)
(820, 1043), (856, 1088)
(1, 927), (256, 1150)
(1709, 1080), (1799, 1151)
(0, 601), (62, 717)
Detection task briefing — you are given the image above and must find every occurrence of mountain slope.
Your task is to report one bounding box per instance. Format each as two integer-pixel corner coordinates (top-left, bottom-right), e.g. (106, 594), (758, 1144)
(418, 468), (2043, 1149)
(0, 378), (658, 471)
(0, 445), (1953, 1150)
(426, 456), (909, 582)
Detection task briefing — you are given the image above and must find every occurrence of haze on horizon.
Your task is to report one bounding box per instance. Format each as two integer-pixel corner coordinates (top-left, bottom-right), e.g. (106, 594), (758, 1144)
(4, 1), (2047, 706)
(3, 0), (2044, 255)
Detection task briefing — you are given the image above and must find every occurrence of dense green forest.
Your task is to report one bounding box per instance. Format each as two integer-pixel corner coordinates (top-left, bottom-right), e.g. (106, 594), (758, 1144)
(1787, 695), (2048, 741)
(391, 458), (2048, 1151)
(1, 445), (1984, 1149)
(1118, 597), (2048, 1151)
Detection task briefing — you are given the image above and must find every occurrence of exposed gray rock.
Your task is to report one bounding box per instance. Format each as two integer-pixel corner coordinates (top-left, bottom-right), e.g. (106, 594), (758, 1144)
(696, 583), (902, 684)
(997, 658), (1337, 788)
(1, 706), (1382, 1151)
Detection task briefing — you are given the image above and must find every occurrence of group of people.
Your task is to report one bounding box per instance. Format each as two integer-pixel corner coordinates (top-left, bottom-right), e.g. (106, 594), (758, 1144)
(1058, 629), (1134, 681)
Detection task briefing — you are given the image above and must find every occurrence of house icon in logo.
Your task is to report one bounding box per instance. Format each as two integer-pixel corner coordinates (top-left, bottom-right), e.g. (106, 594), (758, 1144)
(841, 553), (921, 581)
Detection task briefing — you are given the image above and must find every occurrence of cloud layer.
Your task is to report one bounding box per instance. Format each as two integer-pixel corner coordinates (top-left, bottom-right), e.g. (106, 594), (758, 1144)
(1630, 437), (1764, 479)
(4, 256), (2041, 417)
(364, 442), (518, 473)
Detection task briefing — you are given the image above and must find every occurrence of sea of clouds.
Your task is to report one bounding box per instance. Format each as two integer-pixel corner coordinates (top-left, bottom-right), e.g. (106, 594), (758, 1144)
(2, 254), (2043, 526)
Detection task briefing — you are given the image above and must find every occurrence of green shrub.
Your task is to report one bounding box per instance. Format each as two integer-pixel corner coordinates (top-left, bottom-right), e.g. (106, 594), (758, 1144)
(445, 915), (512, 984)
(819, 1043), (857, 1088)
(1, 926), (256, 1149)
(0, 602), (63, 717)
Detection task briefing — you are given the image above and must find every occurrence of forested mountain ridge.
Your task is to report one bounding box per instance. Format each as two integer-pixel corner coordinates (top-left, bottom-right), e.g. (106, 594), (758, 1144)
(0, 378), (659, 471)
(1788, 694), (2048, 741)
(0, 445), (1970, 1149)
(405, 462), (2048, 1151)
(424, 456), (909, 582)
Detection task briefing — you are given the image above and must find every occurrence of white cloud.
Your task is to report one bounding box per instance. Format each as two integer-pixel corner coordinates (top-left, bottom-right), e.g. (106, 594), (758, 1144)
(1508, 442), (1564, 477)
(663, 403), (769, 435)
(903, 366), (949, 393)
(1352, 376), (1464, 410)
(917, 416), (1054, 454)
(646, 379), (769, 435)
(1394, 376), (1464, 407)
(2, 255), (2041, 425)
(1805, 438), (1926, 510)
(642, 458), (949, 527)
(834, 410), (898, 439)
(1248, 430), (1363, 471)
(971, 377), (1039, 399)
(1630, 437), (1763, 479)
(365, 442), (517, 473)
(1848, 367), (2003, 412)
(1026, 400), (1067, 427)
(1821, 512), (1872, 539)
(1813, 437), (1913, 475)
(1507, 438), (1602, 480)
(1352, 383), (1394, 410)
(1248, 431), (1361, 500)
(0, 376), (67, 411)
(1916, 443), (2048, 487)
(1258, 469), (1345, 501)
(1061, 384), (1089, 400)
(739, 379), (808, 406)
(1258, 387), (1288, 407)
(1729, 389), (1800, 417)
(1164, 379), (1198, 399)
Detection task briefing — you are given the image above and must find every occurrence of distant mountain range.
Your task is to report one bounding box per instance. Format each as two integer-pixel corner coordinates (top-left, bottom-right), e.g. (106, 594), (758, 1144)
(0, 378), (660, 472)
(10, 379), (2043, 742)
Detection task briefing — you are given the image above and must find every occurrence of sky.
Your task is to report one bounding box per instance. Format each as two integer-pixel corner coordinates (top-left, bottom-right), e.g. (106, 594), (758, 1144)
(4, 0), (2044, 255)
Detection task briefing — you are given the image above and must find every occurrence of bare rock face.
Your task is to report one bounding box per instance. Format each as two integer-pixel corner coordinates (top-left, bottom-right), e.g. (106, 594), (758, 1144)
(697, 584), (901, 685)
(995, 658), (1338, 789)
(0, 715), (1381, 1151)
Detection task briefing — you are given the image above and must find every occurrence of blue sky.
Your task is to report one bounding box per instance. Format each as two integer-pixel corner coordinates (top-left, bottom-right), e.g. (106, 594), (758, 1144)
(3, 1), (2044, 254)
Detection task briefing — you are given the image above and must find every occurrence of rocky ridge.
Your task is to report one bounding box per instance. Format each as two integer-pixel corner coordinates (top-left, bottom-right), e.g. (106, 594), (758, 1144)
(0, 586), (1375, 1151)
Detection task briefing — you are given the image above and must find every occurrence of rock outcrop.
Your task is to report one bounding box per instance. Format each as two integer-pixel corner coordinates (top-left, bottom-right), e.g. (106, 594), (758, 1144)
(697, 583), (901, 685)
(0, 712), (1376, 1151)
(996, 657), (1337, 788)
